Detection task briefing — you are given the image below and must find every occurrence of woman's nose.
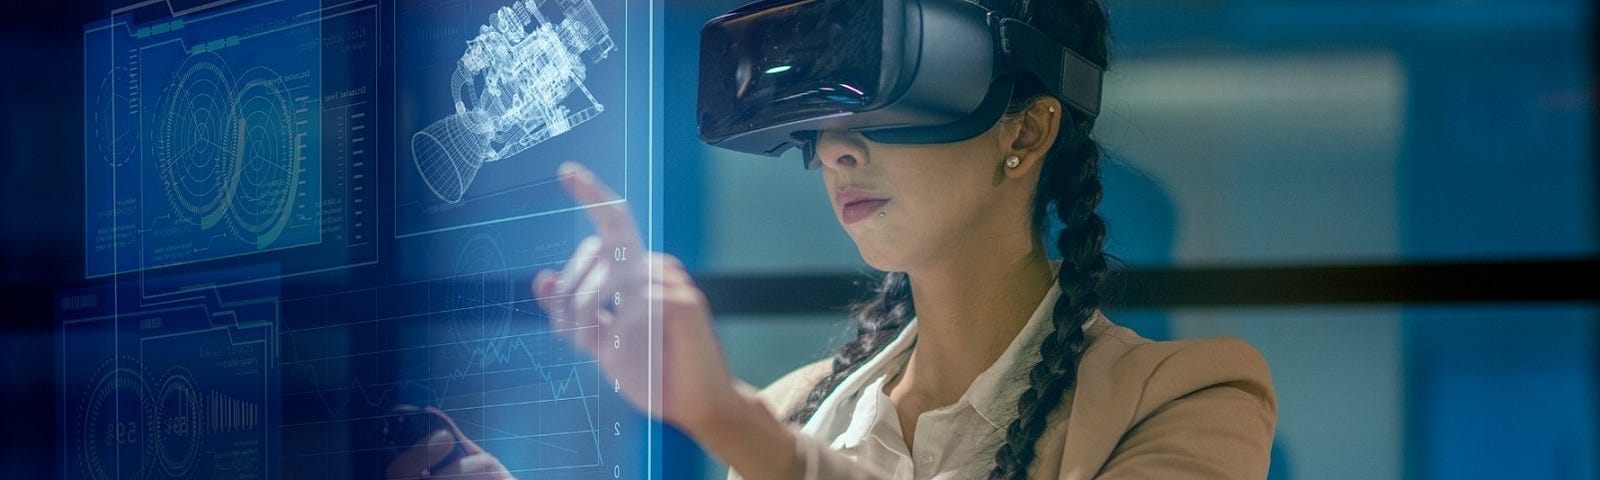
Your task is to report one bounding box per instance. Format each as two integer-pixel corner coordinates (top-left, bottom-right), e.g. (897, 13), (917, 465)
(814, 131), (865, 170)
(825, 153), (858, 169)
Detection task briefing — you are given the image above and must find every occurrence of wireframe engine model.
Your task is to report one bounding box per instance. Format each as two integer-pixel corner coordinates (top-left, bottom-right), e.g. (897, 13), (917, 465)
(412, 0), (615, 204)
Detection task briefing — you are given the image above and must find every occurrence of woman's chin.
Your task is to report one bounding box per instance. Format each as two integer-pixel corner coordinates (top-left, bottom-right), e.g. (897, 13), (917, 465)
(844, 224), (920, 272)
(853, 244), (909, 273)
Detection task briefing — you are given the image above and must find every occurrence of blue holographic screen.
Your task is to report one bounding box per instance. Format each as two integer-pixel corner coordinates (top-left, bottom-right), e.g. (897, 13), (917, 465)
(62, 0), (661, 478)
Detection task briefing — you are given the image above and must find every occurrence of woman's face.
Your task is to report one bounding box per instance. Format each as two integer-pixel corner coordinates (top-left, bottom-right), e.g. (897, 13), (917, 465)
(814, 121), (1040, 273)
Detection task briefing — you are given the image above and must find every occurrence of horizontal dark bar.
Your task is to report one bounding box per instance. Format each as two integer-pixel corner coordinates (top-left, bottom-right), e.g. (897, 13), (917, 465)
(1104, 259), (1600, 308)
(696, 259), (1600, 315)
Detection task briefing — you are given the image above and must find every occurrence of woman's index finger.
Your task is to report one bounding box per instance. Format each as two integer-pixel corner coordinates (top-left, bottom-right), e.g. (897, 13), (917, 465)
(559, 162), (641, 247)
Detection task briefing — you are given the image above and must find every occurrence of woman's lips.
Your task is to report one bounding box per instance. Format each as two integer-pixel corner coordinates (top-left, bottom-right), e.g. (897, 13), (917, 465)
(841, 199), (889, 224)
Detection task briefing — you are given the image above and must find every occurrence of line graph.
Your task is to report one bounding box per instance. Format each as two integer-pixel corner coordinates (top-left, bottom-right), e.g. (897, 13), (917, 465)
(280, 333), (607, 472)
(275, 227), (630, 477)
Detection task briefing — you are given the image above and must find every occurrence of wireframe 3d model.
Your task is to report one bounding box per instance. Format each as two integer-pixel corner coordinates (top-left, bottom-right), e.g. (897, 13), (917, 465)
(412, 0), (615, 204)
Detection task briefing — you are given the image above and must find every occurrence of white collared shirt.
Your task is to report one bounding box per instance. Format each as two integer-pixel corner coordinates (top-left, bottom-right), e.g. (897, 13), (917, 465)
(797, 284), (1093, 479)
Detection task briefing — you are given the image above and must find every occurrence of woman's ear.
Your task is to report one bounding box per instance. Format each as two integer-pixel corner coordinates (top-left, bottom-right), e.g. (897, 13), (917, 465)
(1004, 97), (1064, 178)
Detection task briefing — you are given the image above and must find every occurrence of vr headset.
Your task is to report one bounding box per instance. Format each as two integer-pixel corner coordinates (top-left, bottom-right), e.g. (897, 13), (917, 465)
(697, 0), (1104, 169)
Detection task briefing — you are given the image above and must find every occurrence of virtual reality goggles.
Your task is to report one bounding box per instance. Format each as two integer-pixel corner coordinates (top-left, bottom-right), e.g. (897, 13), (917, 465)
(697, 0), (1104, 169)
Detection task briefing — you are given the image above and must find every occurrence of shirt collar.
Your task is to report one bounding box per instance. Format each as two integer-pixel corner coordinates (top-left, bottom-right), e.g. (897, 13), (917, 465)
(802, 270), (1101, 434)
(830, 373), (912, 456)
(963, 282), (1071, 429)
(801, 314), (921, 436)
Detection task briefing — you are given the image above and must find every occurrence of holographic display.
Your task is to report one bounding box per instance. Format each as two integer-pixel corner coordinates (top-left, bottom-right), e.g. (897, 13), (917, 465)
(84, 0), (324, 275)
(278, 220), (647, 479)
(58, 268), (280, 480)
(69, 0), (659, 478)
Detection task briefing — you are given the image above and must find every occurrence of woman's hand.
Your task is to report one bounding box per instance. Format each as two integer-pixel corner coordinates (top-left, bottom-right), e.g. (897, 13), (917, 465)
(385, 407), (513, 480)
(531, 162), (742, 436)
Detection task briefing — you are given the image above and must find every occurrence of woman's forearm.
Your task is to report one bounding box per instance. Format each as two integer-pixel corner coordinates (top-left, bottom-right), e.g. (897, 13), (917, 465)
(683, 388), (801, 480)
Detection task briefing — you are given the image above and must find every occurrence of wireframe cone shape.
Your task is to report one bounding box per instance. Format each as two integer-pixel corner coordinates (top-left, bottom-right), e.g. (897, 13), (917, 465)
(412, 111), (495, 204)
(409, 0), (615, 205)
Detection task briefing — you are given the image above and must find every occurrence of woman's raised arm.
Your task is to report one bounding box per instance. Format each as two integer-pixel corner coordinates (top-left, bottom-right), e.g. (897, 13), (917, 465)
(531, 161), (804, 480)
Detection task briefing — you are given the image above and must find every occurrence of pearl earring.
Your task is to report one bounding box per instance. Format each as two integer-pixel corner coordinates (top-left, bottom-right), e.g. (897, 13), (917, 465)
(1004, 155), (1021, 169)
(1048, 106), (1057, 113)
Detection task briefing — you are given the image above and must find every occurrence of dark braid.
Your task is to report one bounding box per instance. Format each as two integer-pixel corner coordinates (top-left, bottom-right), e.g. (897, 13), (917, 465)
(786, 271), (915, 423)
(988, 0), (1111, 476)
(786, 1), (1113, 477)
(988, 107), (1108, 480)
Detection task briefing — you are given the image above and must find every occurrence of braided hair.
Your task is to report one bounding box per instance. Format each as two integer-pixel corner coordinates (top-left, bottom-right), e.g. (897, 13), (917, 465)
(786, 1), (1112, 478)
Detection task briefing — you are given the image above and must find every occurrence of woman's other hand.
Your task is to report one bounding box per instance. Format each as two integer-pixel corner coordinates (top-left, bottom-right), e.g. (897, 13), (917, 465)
(385, 406), (513, 480)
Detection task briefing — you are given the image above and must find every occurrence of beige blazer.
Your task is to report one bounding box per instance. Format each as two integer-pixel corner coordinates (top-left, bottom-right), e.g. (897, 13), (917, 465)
(748, 319), (1277, 479)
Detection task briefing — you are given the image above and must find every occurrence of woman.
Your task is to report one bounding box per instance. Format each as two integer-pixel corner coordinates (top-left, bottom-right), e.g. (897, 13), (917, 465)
(390, 0), (1275, 478)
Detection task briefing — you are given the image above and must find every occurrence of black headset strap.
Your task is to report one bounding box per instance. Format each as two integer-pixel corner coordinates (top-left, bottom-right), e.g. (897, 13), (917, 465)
(995, 17), (1103, 119)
